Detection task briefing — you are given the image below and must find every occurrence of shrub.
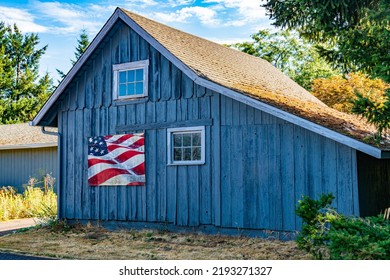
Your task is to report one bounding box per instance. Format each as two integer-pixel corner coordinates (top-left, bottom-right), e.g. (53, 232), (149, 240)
(0, 174), (57, 222)
(296, 194), (390, 260)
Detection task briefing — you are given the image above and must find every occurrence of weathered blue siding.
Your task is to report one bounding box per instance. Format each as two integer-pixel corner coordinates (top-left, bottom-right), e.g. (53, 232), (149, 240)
(0, 147), (58, 192)
(57, 21), (360, 233)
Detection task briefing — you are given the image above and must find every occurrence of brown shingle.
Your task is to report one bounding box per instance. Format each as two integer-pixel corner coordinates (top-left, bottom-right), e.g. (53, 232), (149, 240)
(121, 8), (388, 148)
(0, 123), (57, 148)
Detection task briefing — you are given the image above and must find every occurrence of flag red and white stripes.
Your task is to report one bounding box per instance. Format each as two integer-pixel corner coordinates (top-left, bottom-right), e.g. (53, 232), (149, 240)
(87, 133), (145, 186)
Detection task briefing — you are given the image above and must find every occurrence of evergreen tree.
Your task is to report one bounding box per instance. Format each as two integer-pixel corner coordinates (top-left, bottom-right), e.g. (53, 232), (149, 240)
(0, 22), (53, 124)
(56, 29), (90, 81)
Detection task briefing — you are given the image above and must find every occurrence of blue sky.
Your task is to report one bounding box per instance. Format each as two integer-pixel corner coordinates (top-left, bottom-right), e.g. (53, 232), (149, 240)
(1, 0), (274, 82)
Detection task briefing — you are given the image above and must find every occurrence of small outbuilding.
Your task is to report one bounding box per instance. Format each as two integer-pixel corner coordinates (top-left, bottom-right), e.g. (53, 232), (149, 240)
(0, 123), (58, 192)
(31, 8), (390, 236)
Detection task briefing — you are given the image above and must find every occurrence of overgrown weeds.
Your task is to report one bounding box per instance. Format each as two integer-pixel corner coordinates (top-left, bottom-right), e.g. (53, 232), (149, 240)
(0, 174), (57, 221)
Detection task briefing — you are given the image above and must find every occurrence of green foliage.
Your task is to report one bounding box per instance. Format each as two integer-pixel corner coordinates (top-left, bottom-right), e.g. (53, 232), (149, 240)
(0, 174), (57, 221)
(352, 89), (390, 141)
(296, 193), (390, 260)
(328, 215), (390, 260)
(230, 29), (339, 90)
(0, 22), (53, 124)
(295, 193), (336, 259)
(56, 29), (90, 81)
(263, 0), (390, 82)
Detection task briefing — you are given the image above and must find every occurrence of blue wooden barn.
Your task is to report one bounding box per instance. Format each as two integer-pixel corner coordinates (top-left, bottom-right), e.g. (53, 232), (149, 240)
(31, 8), (390, 236)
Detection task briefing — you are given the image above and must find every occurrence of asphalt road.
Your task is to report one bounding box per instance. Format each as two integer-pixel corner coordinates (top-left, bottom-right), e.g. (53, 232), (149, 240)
(0, 218), (56, 260)
(0, 252), (53, 260)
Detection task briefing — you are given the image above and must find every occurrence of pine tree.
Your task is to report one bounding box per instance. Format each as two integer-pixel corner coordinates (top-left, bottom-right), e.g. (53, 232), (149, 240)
(0, 22), (53, 124)
(56, 29), (90, 81)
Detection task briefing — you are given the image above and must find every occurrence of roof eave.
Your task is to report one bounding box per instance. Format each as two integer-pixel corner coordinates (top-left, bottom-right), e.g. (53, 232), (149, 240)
(0, 142), (58, 150)
(195, 76), (386, 159)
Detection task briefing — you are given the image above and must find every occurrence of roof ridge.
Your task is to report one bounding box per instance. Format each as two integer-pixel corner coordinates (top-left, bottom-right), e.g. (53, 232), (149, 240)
(119, 7), (276, 65)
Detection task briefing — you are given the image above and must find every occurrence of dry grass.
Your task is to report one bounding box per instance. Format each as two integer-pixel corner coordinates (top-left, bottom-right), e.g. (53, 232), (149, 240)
(0, 222), (310, 260)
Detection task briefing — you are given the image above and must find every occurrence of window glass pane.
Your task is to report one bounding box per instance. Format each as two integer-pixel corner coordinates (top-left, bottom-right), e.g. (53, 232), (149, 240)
(173, 148), (182, 161)
(192, 147), (201, 160)
(127, 84), (135, 95)
(119, 84), (127, 96)
(119, 71), (127, 83)
(173, 134), (182, 147)
(192, 132), (201, 146)
(184, 148), (192, 161)
(135, 69), (144, 81)
(183, 134), (191, 147)
(135, 82), (144, 94)
(128, 70), (135, 82)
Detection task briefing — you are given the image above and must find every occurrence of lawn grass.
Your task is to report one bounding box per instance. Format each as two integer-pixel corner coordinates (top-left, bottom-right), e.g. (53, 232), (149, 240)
(0, 222), (311, 260)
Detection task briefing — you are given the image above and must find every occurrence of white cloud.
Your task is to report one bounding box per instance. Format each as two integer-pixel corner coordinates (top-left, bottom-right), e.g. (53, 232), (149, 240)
(124, 0), (159, 7)
(168, 0), (196, 6)
(202, 0), (268, 26)
(153, 6), (219, 25)
(0, 6), (47, 33)
(32, 1), (114, 35)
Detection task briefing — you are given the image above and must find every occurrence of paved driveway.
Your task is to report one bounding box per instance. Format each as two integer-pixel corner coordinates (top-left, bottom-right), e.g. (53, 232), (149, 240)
(0, 218), (55, 260)
(0, 218), (37, 237)
(0, 252), (53, 260)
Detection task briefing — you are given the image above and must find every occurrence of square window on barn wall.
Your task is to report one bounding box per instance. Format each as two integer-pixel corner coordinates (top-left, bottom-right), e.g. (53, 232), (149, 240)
(167, 126), (205, 165)
(113, 60), (149, 100)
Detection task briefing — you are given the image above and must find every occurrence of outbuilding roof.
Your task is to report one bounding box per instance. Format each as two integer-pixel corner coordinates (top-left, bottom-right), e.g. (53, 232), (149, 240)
(0, 123), (57, 150)
(31, 7), (389, 158)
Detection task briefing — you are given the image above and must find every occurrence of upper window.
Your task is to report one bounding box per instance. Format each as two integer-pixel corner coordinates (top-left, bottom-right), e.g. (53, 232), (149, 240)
(167, 126), (205, 165)
(113, 60), (149, 100)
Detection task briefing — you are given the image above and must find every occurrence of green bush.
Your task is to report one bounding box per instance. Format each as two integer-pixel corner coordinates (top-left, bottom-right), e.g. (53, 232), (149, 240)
(296, 194), (390, 260)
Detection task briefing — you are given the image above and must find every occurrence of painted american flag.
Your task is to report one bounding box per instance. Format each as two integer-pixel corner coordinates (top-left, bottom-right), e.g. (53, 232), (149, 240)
(87, 133), (145, 186)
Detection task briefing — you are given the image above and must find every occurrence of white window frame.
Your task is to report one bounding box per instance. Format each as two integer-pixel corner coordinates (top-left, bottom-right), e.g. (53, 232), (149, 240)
(113, 59), (149, 100)
(167, 126), (205, 166)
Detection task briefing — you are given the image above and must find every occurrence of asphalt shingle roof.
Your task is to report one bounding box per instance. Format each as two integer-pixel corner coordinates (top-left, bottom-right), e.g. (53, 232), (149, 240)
(0, 123), (57, 149)
(121, 8), (385, 147)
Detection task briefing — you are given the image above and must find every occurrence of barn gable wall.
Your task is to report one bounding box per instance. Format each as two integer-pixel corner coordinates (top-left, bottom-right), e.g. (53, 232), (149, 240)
(57, 21), (359, 233)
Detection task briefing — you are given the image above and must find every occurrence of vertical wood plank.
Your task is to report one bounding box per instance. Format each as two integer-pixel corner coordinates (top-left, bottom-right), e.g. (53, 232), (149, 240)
(281, 124), (296, 231)
(257, 125), (270, 229)
(337, 145), (353, 215)
(146, 129), (157, 222)
(221, 126), (232, 227)
(119, 25), (130, 63)
(322, 138), (338, 209)
(139, 36), (149, 61)
(99, 108), (109, 220)
(171, 64), (181, 100)
(166, 100), (177, 223)
(149, 47), (160, 102)
(82, 108), (92, 219)
(77, 73), (86, 109)
(268, 124), (282, 230)
(230, 126), (244, 229)
(243, 125), (257, 228)
(65, 111), (75, 219)
(294, 126), (307, 229)
(102, 38), (112, 108)
(176, 166), (188, 226)
(160, 56), (171, 101)
(74, 109), (83, 219)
